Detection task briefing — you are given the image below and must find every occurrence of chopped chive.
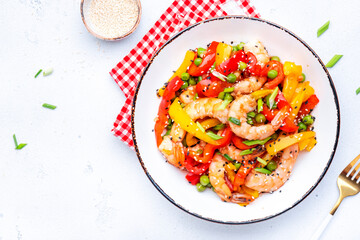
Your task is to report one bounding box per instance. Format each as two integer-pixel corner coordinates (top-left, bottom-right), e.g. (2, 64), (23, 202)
(206, 131), (223, 140)
(256, 157), (267, 165)
(317, 20), (330, 37)
(247, 112), (256, 118)
(257, 99), (263, 113)
(197, 149), (203, 154)
(223, 87), (235, 93)
(268, 87), (279, 109)
(164, 129), (171, 137)
(43, 68), (53, 76)
(16, 143), (27, 150)
(242, 136), (272, 146)
(34, 69), (42, 78)
(356, 87), (360, 95)
(216, 152), (222, 155)
(193, 93), (198, 100)
(223, 154), (233, 162)
(217, 99), (231, 110)
(255, 167), (272, 175)
(213, 123), (225, 131)
(13, 134), (18, 148)
(239, 148), (255, 156)
(228, 117), (241, 126)
(325, 55), (343, 68)
(42, 103), (57, 110)
(196, 121), (205, 133)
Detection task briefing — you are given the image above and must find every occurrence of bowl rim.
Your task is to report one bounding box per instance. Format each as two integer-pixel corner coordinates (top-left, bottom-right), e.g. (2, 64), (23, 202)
(131, 15), (341, 224)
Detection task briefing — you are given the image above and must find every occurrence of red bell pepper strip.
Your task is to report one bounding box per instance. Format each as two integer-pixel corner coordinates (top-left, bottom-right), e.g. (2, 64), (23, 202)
(233, 159), (257, 190)
(196, 75), (231, 97)
(275, 90), (291, 110)
(185, 156), (210, 175)
(214, 50), (247, 76)
(154, 76), (183, 147)
(262, 105), (298, 132)
(189, 126), (233, 163)
(261, 60), (285, 89)
(188, 42), (219, 76)
(185, 173), (201, 185)
(231, 135), (257, 150)
(246, 52), (262, 76)
(297, 94), (319, 120)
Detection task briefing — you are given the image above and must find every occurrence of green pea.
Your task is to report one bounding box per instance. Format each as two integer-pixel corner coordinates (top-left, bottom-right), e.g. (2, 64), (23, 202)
(267, 160), (277, 172)
(255, 113), (266, 123)
(303, 115), (314, 125)
(270, 56), (280, 62)
(300, 73), (306, 83)
(232, 46), (239, 52)
(227, 73), (237, 83)
(237, 42), (245, 50)
(194, 58), (202, 66)
(181, 81), (189, 89)
(239, 61), (247, 71)
(298, 122), (307, 131)
(200, 175), (210, 186)
(224, 93), (233, 102)
(234, 162), (241, 170)
(196, 183), (206, 192)
(247, 117), (254, 125)
(197, 47), (206, 57)
(181, 72), (190, 81)
(189, 78), (197, 86)
(267, 70), (278, 79)
(218, 91), (225, 100)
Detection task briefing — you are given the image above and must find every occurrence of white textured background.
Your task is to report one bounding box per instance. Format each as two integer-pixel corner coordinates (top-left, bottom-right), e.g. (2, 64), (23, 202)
(1, 0), (359, 239)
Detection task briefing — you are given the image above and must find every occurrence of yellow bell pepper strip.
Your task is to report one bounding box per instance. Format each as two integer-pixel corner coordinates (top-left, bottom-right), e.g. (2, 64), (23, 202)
(157, 50), (196, 97)
(251, 89), (273, 100)
(283, 61), (302, 76)
(168, 98), (220, 145)
(242, 186), (259, 198)
(215, 42), (232, 66)
(289, 88), (305, 119)
(282, 74), (298, 102)
(298, 138), (311, 151)
(305, 137), (317, 151)
(186, 118), (221, 146)
(294, 81), (315, 103)
(266, 131), (316, 155)
(225, 162), (236, 182)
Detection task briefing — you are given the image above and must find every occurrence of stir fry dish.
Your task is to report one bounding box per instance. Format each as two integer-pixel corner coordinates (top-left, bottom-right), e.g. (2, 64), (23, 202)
(154, 40), (319, 205)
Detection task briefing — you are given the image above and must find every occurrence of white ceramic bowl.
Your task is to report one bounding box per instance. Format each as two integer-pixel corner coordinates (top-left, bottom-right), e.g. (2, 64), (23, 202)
(132, 16), (340, 224)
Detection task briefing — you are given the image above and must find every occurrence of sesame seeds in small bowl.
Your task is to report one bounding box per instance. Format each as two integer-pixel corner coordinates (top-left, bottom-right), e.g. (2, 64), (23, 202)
(80, 0), (141, 41)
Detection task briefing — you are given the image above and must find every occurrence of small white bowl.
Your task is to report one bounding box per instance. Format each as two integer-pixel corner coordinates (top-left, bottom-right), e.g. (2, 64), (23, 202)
(80, 0), (141, 41)
(132, 16), (340, 224)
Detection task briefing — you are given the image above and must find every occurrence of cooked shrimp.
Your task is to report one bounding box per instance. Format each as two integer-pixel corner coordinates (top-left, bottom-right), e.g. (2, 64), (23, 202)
(245, 144), (299, 192)
(170, 122), (186, 143)
(184, 98), (229, 123)
(244, 40), (270, 67)
(158, 135), (185, 169)
(228, 95), (284, 140)
(187, 140), (206, 152)
(179, 86), (196, 105)
(209, 154), (253, 203)
(219, 144), (265, 163)
(233, 75), (267, 95)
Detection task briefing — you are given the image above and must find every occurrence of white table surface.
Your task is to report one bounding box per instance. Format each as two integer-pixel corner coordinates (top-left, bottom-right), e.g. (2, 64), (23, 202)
(1, 0), (360, 239)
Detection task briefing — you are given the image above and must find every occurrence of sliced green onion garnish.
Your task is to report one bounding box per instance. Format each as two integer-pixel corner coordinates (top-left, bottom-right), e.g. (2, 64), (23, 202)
(268, 87), (279, 109)
(196, 121), (205, 133)
(206, 131), (223, 140)
(223, 154), (233, 162)
(34, 69), (42, 78)
(247, 112), (256, 118)
(164, 129), (171, 136)
(217, 99), (231, 110)
(239, 148), (255, 156)
(317, 20), (330, 37)
(356, 87), (360, 95)
(42, 103), (57, 110)
(255, 167), (272, 175)
(213, 123), (225, 131)
(197, 149), (203, 154)
(223, 87), (235, 93)
(242, 136), (272, 146)
(257, 99), (263, 113)
(228, 117), (241, 126)
(325, 55), (343, 68)
(212, 70), (227, 81)
(13, 134), (18, 148)
(194, 93), (198, 100)
(16, 143), (27, 150)
(256, 157), (267, 165)
(43, 68), (53, 76)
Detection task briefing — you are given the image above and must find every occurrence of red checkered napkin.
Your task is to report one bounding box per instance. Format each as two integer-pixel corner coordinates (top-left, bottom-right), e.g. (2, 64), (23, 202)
(110, 0), (260, 149)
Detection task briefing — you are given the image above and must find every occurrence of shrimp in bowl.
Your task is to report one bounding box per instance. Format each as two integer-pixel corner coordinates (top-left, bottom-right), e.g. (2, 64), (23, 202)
(154, 40), (319, 206)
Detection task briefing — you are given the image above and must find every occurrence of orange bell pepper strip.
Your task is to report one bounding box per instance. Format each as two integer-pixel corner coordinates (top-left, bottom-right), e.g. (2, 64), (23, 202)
(154, 76), (183, 147)
(215, 42), (232, 66)
(232, 158), (257, 190)
(188, 41), (219, 76)
(186, 118), (221, 147)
